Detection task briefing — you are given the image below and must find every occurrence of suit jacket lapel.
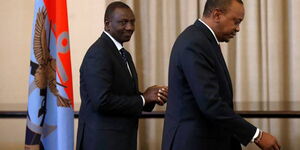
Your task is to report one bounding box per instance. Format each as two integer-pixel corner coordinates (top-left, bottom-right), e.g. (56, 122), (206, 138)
(101, 33), (133, 80)
(124, 50), (139, 92)
(214, 44), (233, 97)
(194, 20), (233, 97)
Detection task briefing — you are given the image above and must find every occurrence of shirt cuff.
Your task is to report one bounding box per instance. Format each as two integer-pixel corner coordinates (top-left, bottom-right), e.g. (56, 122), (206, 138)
(140, 95), (145, 106)
(251, 128), (260, 142)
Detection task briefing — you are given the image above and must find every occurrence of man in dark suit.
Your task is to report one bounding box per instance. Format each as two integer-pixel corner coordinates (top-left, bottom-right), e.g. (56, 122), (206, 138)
(162, 0), (280, 150)
(76, 2), (168, 150)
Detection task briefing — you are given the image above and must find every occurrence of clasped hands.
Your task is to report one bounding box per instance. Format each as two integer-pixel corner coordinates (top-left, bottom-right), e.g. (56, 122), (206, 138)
(143, 85), (168, 106)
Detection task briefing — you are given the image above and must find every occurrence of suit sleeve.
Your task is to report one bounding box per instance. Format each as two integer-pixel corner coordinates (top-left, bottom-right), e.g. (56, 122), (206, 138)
(179, 45), (256, 145)
(81, 48), (144, 116)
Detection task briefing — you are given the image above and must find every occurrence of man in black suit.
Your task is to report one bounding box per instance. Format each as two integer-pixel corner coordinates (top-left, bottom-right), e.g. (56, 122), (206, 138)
(76, 2), (168, 150)
(162, 0), (280, 150)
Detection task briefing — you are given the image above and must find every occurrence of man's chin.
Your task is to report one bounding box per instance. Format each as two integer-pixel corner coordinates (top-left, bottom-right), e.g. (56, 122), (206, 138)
(220, 38), (230, 43)
(123, 36), (132, 42)
(123, 38), (131, 42)
(220, 34), (235, 43)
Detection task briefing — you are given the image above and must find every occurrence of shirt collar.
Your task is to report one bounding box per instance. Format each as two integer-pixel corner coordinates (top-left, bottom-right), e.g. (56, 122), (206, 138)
(198, 19), (220, 45)
(104, 31), (123, 51)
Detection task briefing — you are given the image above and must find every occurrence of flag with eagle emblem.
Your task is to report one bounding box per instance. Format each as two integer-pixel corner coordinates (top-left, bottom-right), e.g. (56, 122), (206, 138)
(25, 0), (74, 149)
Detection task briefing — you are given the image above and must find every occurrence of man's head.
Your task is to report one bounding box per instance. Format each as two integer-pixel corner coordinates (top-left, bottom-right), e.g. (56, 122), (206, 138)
(202, 0), (244, 42)
(104, 1), (135, 44)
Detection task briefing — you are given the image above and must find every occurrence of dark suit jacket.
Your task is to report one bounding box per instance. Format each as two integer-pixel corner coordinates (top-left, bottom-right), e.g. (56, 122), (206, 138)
(162, 20), (257, 150)
(76, 33), (153, 150)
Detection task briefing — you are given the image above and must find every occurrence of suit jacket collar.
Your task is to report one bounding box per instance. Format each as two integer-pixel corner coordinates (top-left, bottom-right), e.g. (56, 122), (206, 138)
(103, 31), (123, 51)
(193, 20), (219, 47)
(198, 19), (219, 45)
(99, 32), (118, 50)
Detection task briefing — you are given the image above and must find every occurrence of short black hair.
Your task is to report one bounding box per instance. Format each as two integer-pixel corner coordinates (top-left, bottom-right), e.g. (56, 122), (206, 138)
(203, 0), (243, 17)
(104, 1), (130, 21)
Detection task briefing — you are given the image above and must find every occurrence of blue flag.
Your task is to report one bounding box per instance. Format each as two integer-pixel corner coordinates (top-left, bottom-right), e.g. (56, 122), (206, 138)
(25, 0), (74, 149)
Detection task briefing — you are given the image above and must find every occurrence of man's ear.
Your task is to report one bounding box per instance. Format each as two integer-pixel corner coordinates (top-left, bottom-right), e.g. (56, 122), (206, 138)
(212, 8), (224, 23)
(104, 19), (110, 31)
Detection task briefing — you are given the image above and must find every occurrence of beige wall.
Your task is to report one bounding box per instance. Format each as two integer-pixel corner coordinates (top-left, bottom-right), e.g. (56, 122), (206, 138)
(68, 0), (105, 106)
(0, 1), (33, 105)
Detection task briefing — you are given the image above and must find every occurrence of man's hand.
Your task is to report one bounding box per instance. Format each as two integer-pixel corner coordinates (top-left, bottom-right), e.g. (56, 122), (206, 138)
(158, 86), (168, 105)
(255, 131), (281, 150)
(143, 85), (168, 106)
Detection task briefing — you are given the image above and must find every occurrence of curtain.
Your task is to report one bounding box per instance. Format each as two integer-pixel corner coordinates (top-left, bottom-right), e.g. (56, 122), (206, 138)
(105, 0), (300, 149)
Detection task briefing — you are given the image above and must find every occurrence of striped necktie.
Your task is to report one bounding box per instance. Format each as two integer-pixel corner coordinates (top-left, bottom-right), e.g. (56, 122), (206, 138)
(120, 48), (133, 77)
(120, 48), (128, 64)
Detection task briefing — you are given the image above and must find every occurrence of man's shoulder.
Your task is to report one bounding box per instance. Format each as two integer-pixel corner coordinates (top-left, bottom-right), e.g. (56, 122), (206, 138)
(80, 38), (112, 70)
(87, 36), (114, 54)
(172, 24), (216, 60)
(178, 24), (208, 42)
(174, 26), (209, 50)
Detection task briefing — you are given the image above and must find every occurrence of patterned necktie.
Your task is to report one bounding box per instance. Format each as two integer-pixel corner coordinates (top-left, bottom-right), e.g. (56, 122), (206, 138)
(120, 48), (128, 64)
(120, 48), (133, 77)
